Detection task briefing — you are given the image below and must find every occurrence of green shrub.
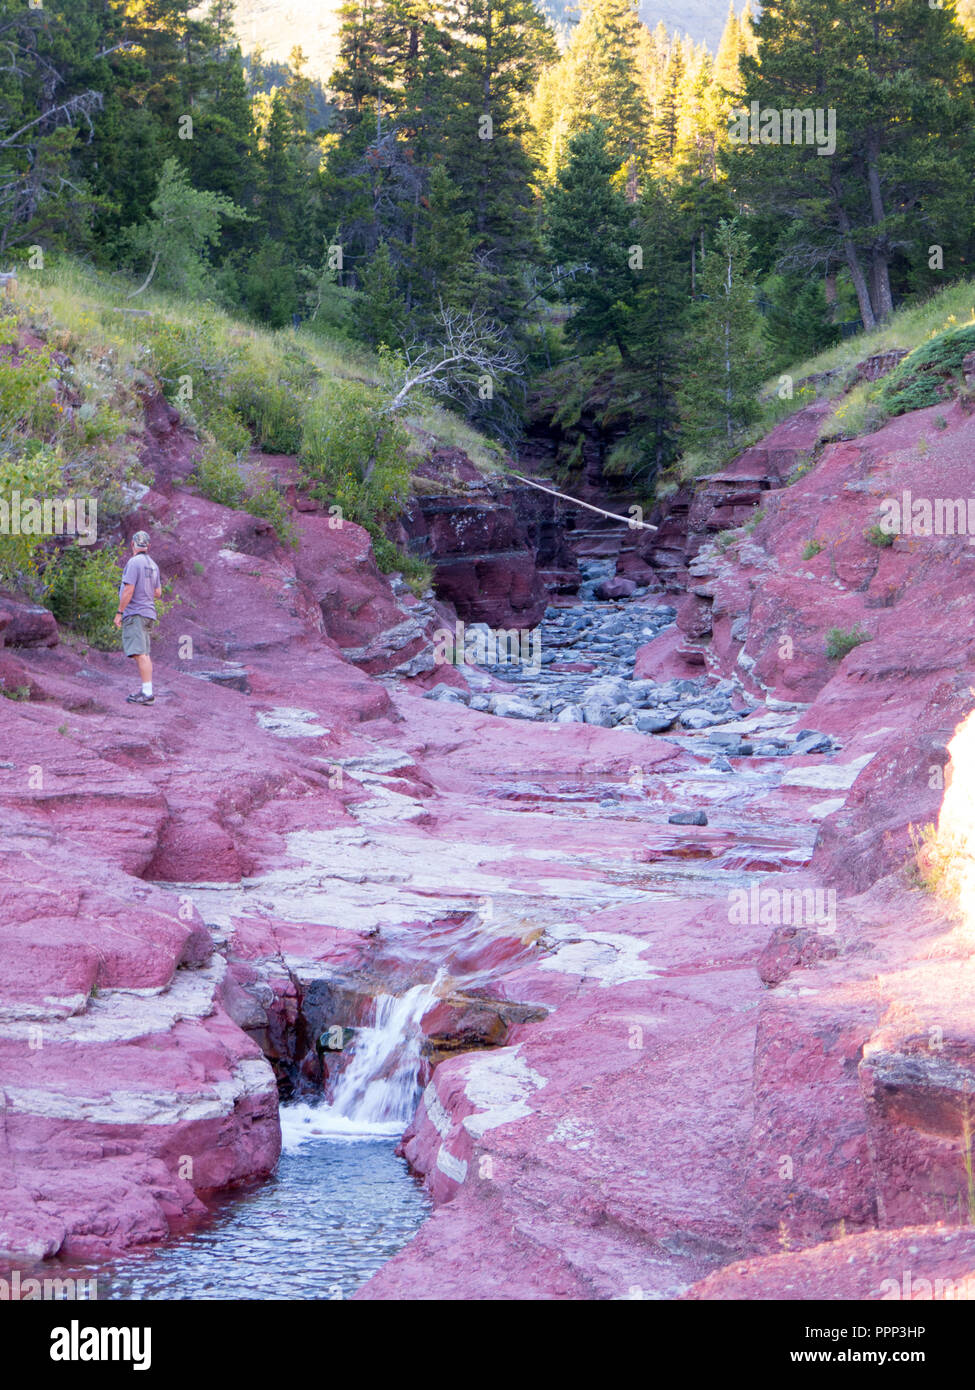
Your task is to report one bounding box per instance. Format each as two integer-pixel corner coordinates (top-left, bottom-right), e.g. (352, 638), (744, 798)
(148, 315), (235, 414)
(802, 539), (824, 560)
(72, 400), (127, 447)
(825, 624), (873, 660)
(785, 449), (817, 484)
(190, 444), (296, 546)
(148, 315), (315, 458)
(245, 474), (297, 548)
(300, 379), (411, 530)
(191, 439), (246, 508)
(822, 379), (888, 440)
(369, 530), (432, 590)
(44, 544), (125, 648)
(228, 350), (312, 453)
(0, 332), (60, 441)
(879, 324), (975, 416)
(205, 405), (251, 458)
(0, 445), (65, 586)
(865, 524), (895, 548)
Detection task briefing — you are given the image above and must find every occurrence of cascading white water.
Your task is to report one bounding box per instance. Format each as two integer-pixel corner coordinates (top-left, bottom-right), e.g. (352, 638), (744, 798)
(283, 977), (442, 1146)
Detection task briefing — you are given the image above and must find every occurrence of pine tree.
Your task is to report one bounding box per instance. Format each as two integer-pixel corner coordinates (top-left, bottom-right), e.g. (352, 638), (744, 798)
(568, 0), (648, 166)
(440, 0), (556, 327)
(739, 1), (759, 59)
(529, 0), (649, 180)
(180, 47), (257, 247)
(0, 0), (116, 253)
(546, 120), (639, 360)
(123, 156), (247, 298)
(763, 272), (840, 372)
(356, 239), (408, 347)
(257, 91), (301, 246)
(628, 181), (688, 475)
(408, 164), (477, 322)
(331, 0), (393, 125)
(649, 38), (684, 176)
(730, 0), (975, 331)
(677, 219), (763, 454)
(713, 2), (741, 93)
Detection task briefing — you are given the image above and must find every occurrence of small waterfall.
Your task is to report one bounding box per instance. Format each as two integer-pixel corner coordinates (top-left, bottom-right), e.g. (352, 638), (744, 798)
(282, 978), (441, 1146)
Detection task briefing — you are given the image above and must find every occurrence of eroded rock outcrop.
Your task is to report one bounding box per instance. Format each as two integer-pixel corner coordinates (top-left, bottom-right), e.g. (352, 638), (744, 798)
(396, 449), (550, 628)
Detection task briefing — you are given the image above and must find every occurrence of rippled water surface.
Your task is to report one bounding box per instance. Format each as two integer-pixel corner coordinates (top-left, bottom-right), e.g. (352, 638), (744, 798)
(65, 1113), (431, 1301)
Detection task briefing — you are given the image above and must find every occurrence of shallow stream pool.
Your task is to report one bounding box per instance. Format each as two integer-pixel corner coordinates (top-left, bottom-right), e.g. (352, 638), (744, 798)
(30, 1105), (431, 1302)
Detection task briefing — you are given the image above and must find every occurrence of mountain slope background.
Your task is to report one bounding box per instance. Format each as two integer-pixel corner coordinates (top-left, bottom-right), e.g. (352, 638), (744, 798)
(225, 0), (730, 81)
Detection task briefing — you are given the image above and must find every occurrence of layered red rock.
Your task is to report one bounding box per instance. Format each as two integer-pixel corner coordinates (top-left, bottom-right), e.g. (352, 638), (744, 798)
(396, 450), (550, 628)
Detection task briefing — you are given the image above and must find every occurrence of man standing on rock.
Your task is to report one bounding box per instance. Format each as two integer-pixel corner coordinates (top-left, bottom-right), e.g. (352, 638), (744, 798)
(114, 530), (161, 705)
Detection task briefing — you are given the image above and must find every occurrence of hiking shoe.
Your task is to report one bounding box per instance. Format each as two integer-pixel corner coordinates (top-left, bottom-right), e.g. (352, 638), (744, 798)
(126, 692), (155, 705)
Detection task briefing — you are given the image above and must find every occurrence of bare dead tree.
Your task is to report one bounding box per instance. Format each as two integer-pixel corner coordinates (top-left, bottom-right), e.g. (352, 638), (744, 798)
(382, 302), (524, 416)
(356, 303), (523, 482)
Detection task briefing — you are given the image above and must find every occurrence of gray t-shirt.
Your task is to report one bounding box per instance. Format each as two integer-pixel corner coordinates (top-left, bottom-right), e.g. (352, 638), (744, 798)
(120, 552), (161, 620)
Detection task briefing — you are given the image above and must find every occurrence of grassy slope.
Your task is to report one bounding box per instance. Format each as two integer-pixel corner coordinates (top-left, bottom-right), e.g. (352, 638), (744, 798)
(768, 280), (975, 391)
(18, 257), (506, 476)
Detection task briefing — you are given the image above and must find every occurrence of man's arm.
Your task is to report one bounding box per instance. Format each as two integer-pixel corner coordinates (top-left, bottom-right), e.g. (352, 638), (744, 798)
(114, 583), (135, 629)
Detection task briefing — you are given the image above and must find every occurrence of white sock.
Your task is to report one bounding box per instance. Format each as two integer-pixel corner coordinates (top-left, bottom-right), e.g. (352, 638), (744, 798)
(142, 682), (153, 697)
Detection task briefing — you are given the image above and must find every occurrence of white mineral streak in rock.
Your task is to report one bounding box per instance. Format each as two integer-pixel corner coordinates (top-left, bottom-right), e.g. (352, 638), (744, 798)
(435, 1147), (469, 1182)
(423, 1083), (453, 1139)
(806, 797), (847, 820)
(0, 958), (226, 1042)
(171, 826), (655, 939)
(460, 1046), (547, 1140)
(546, 1116), (596, 1150)
(780, 752), (876, 790)
(256, 707), (330, 737)
(537, 922), (659, 987)
(5, 1056), (276, 1124)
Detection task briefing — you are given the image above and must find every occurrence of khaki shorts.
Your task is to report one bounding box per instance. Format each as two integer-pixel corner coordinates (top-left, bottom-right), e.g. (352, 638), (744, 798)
(121, 614), (153, 657)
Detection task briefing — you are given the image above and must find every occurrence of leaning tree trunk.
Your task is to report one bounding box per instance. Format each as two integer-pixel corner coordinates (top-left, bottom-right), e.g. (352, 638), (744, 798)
(866, 136), (893, 323)
(831, 173), (876, 332)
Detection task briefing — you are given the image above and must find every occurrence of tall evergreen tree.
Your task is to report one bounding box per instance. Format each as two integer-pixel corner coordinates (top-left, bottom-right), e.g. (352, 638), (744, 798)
(678, 219), (763, 452)
(529, 0), (649, 180)
(442, 0), (556, 326)
(546, 120), (639, 360)
(629, 182), (688, 474)
(408, 163), (477, 322)
(649, 37), (684, 175)
(356, 239), (408, 346)
(0, 0), (116, 253)
(713, 2), (741, 92)
(730, 0), (975, 331)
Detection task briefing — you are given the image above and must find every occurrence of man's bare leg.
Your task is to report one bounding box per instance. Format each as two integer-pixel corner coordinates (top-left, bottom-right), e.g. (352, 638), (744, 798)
(134, 653), (152, 687)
